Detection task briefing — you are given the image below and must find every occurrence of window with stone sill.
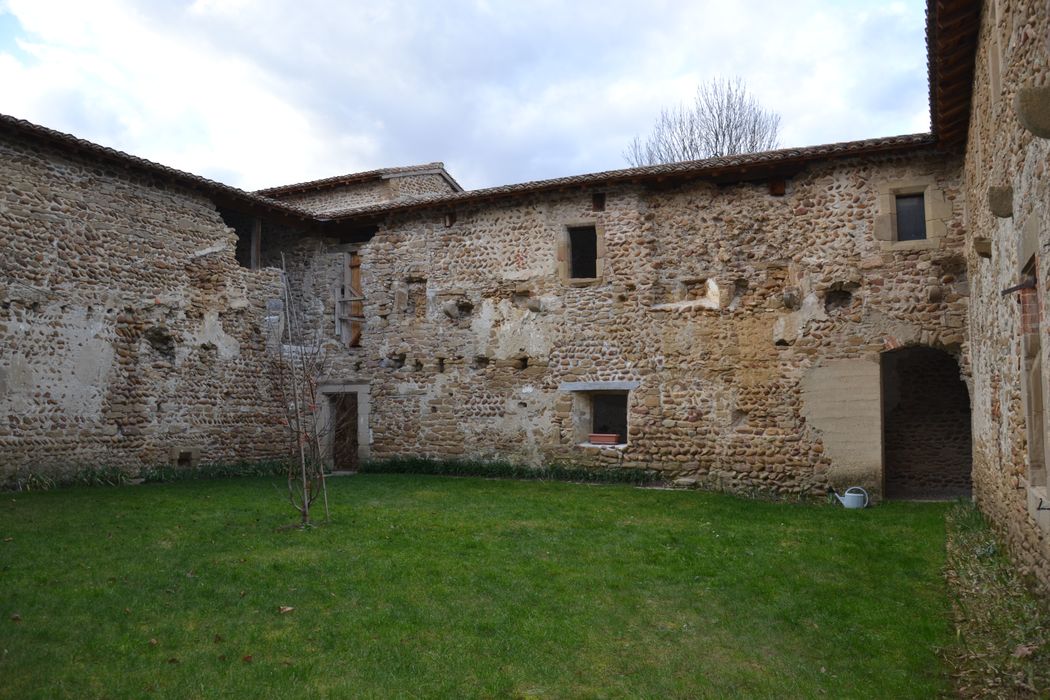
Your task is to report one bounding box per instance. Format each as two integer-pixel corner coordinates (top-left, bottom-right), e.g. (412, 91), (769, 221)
(590, 392), (628, 444)
(874, 179), (950, 249)
(559, 223), (606, 284)
(562, 381), (636, 445)
(569, 226), (597, 279)
(895, 194), (926, 241)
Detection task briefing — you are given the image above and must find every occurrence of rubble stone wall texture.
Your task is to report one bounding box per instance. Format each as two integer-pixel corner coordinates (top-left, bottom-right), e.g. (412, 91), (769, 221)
(389, 173), (458, 199)
(267, 173), (456, 216)
(273, 180), (392, 215)
(294, 149), (969, 499)
(0, 136), (289, 479)
(964, 0), (1050, 588)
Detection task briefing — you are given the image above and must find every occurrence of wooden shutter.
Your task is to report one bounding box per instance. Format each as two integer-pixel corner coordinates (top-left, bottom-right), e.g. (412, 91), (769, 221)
(335, 252), (364, 347)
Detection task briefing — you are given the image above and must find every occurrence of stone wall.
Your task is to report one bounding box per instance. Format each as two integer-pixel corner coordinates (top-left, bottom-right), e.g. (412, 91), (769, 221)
(288, 148), (969, 499)
(963, 0), (1050, 588)
(275, 180), (392, 215)
(0, 135), (290, 479)
(267, 172), (457, 216)
(390, 173), (458, 199)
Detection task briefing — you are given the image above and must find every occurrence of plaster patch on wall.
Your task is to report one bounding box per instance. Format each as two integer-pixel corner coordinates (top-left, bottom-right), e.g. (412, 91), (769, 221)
(773, 292), (827, 345)
(0, 354), (33, 398)
(73, 338), (115, 388)
(194, 311), (240, 360)
(471, 297), (553, 360)
(800, 358), (883, 493)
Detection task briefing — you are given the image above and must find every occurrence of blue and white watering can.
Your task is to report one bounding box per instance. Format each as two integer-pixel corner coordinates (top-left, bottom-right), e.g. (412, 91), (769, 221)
(831, 486), (869, 509)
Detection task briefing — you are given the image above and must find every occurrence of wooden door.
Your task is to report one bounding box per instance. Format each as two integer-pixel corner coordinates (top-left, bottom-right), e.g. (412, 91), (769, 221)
(332, 393), (359, 471)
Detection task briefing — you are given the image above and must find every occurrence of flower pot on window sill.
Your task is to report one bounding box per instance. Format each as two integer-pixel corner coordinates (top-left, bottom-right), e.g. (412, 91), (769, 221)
(588, 433), (621, 445)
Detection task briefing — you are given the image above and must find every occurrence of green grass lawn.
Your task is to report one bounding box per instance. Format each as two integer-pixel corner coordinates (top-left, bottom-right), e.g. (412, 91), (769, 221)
(0, 475), (952, 699)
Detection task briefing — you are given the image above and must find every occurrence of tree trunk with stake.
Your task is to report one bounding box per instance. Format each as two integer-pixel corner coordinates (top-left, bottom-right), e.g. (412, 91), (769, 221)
(270, 252), (331, 526)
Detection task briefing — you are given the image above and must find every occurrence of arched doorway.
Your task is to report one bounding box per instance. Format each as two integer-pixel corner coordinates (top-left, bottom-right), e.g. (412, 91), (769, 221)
(881, 346), (972, 499)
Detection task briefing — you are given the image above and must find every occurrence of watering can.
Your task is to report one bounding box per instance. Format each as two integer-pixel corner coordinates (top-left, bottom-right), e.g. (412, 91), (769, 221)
(831, 486), (869, 509)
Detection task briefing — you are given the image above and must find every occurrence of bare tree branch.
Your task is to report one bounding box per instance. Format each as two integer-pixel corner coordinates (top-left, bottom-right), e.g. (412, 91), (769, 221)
(268, 251), (334, 527)
(624, 77), (781, 166)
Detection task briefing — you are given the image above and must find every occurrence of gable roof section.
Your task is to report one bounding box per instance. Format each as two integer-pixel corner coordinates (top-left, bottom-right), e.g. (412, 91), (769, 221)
(0, 113), (316, 225)
(255, 162), (463, 198)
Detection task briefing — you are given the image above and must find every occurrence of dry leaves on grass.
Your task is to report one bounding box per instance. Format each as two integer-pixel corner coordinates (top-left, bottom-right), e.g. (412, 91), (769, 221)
(942, 504), (1050, 698)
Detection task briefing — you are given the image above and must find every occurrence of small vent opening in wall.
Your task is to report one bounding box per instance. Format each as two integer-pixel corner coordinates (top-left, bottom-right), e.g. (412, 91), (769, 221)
(177, 451), (193, 468)
(144, 326), (176, 361)
(825, 289), (853, 312)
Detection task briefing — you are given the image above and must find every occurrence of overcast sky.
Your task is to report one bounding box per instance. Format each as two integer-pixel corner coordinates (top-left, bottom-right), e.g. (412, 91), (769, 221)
(0, 0), (929, 191)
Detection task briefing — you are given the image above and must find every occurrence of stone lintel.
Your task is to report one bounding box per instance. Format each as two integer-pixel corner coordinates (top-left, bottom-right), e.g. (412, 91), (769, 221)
(559, 381), (640, 392)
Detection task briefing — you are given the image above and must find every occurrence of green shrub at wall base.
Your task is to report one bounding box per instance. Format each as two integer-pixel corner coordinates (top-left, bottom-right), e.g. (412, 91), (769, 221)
(357, 457), (659, 485)
(2, 460), (293, 492)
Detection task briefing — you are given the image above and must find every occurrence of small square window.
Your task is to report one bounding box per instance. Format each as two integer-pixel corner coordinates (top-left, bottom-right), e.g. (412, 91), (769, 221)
(591, 393), (627, 444)
(592, 192), (606, 212)
(895, 194), (926, 241)
(568, 226), (598, 279)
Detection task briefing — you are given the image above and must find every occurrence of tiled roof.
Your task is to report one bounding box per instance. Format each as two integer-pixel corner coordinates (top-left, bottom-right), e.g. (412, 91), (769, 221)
(255, 162), (463, 197)
(0, 113), (314, 222)
(321, 133), (940, 221)
(926, 0), (981, 145)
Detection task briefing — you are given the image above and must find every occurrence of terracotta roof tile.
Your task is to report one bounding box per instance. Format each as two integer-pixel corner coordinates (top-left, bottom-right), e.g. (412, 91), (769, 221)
(926, 0), (981, 145)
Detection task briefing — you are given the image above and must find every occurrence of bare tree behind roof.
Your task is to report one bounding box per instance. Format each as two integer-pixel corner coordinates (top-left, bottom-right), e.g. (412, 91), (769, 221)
(624, 77), (781, 166)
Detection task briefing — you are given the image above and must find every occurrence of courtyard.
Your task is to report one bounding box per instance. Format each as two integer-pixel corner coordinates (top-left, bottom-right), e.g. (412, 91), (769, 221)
(1, 475), (954, 698)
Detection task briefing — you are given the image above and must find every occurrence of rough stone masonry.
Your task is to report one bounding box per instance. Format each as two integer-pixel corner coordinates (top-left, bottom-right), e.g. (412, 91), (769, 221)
(0, 0), (1047, 588)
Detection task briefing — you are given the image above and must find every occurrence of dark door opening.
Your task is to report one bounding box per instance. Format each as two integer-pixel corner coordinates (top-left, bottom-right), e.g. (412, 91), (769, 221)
(332, 393), (359, 471)
(882, 347), (971, 499)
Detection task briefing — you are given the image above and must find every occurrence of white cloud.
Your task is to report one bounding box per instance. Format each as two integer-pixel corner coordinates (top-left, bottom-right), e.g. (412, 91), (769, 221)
(0, 0), (929, 190)
(0, 0), (378, 188)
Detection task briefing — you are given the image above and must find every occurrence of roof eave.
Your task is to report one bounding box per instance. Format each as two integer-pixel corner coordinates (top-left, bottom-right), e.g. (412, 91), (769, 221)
(0, 114), (316, 226)
(320, 133), (942, 223)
